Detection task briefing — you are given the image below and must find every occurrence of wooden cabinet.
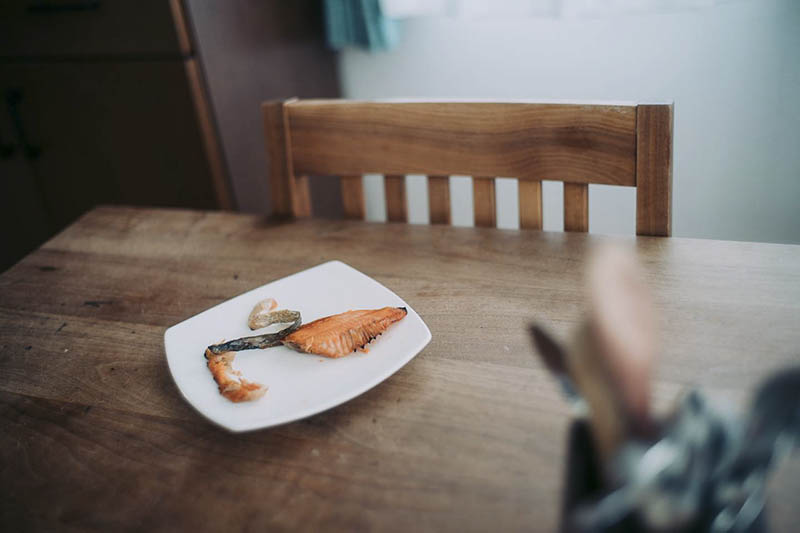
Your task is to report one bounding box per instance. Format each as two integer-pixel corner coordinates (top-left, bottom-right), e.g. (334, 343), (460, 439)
(0, 0), (230, 272)
(0, 0), (341, 272)
(0, 61), (220, 232)
(0, 104), (51, 270)
(0, 0), (188, 57)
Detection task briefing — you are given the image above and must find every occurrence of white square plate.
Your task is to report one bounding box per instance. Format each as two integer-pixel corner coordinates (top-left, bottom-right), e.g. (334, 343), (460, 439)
(164, 260), (431, 432)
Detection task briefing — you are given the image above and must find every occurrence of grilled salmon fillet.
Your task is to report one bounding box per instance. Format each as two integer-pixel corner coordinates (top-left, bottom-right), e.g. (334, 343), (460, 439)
(282, 306), (407, 358)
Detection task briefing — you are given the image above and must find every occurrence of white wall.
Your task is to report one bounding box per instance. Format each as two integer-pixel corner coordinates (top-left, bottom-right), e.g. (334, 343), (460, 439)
(339, 0), (800, 243)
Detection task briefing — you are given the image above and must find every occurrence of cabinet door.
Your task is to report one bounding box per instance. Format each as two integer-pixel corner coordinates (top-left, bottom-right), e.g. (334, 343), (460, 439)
(0, 0), (188, 57)
(0, 104), (51, 272)
(1, 60), (220, 230)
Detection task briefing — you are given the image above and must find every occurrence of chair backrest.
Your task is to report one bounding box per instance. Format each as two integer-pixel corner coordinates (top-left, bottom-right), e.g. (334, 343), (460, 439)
(263, 99), (673, 236)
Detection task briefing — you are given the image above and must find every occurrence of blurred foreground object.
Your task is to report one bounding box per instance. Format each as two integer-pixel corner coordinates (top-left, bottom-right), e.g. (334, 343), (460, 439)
(531, 245), (800, 532)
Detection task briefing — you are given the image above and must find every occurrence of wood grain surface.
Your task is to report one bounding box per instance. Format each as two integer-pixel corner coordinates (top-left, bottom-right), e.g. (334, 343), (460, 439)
(263, 100), (672, 235)
(473, 177), (497, 228)
(384, 174), (407, 222)
(1, 206), (799, 532)
(263, 99), (311, 218)
(293, 175), (312, 218)
(427, 175), (450, 225)
(636, 104), (673, 237)
(284, 100), (637, 186)
(340, 174), (365, 220)
(262, 100), (294, 217)
(518, 179), (543, 230)
(564, 182), (589, 232)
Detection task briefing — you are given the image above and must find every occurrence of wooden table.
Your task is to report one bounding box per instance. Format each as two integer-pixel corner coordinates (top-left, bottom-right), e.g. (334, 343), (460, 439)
(2, 206), (799, 531)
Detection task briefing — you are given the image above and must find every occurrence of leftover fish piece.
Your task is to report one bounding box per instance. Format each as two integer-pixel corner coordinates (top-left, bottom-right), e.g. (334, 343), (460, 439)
(205, 349), (267, 403)
(248, 298), (279, 330)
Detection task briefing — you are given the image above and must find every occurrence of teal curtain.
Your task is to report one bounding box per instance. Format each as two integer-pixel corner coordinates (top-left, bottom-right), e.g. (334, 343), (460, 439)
(324, 0), (398, 51)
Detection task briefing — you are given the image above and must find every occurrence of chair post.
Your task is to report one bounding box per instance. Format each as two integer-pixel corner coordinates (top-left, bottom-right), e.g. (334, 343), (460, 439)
(635, 104), (673, 236)
(262, 98), (310, 218)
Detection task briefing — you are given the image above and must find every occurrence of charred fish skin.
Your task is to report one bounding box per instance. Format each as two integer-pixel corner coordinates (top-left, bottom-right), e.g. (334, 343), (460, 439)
(206, 311), (301, 355)
(282, 306), (407, 358)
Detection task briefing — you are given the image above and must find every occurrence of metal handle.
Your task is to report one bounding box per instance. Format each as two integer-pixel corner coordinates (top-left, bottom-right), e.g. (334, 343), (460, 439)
(5, 89), (42, 161)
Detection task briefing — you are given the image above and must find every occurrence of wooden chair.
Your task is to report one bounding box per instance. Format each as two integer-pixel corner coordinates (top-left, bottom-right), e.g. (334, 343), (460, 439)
(262, 99), (672, 236)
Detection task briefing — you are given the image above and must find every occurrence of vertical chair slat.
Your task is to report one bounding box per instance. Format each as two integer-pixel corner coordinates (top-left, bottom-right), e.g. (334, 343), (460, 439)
(473, 177), (496, 227)
(340, 175), (365, 219)
(427, 175), (450, 224)
(564, 182), (588, 232)
(636, 104), (673, 236)
(384, 174), (407, 222)
(518, 179), (543, 230)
